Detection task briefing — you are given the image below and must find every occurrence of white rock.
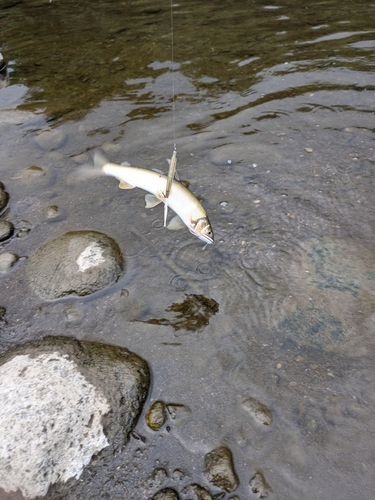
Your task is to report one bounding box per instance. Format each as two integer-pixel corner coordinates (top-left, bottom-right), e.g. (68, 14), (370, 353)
(0, 352), (110, 499)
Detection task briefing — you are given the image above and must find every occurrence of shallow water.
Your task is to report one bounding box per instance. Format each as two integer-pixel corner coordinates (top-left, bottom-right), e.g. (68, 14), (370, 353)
(1, 0), (375, 498)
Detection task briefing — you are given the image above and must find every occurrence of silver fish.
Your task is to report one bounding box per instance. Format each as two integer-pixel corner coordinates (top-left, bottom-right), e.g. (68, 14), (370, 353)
(92, 152), (214, 244)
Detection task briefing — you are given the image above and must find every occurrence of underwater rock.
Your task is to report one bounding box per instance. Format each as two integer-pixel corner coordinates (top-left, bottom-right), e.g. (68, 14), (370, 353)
(249, 471), (272, 498)
(153, 488), (179, 500)
(0, 336), (150, 499)
(146, 400), (167, 430)
(183, 483), (213, 500)
(0, 220), (14, 241)
(34, 128), (67, 151)
(151, 467), (168, 489)
(27, 230), (123, 299)
(241, 396), (273, 426)
(0, 252), (18, 273)
(21, 165), (46, 180)
(45, 205), (60, 219)
(166, 403), (192, 427)
(204, 446), (239, 493)
(0, 183), (9, 213)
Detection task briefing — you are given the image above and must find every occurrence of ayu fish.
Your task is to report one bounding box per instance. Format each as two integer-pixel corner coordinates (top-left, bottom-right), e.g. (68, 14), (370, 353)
(83, 152), (214, 244)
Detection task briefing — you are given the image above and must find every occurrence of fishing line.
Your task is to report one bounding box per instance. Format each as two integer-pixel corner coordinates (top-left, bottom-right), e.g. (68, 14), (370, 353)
(170, 0), (177, 151)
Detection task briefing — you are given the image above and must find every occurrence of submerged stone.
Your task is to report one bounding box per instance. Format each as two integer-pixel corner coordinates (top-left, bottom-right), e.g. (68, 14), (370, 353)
(0, 336), (150, 499)
(34, 128), (66, 151)
(0, 252), (18, 273)
(146, 400), (167, 430)
(204, 446), (239, 493)
(153, 487), (179, 500)
(0, 183), (9, 212)
(241, 396), (273, 426)
(0, 220), (14, 241)
(183, 483), (213, 500)
(249, 471), (272, 498)
(27, 230), (123, 299)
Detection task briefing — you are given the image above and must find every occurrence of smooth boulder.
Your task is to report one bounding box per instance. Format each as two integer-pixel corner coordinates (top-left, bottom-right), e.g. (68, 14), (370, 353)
(27, 230), (123, 299)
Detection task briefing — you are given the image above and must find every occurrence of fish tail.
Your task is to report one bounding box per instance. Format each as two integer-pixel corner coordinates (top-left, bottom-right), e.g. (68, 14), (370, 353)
(94, 151), (108, 170)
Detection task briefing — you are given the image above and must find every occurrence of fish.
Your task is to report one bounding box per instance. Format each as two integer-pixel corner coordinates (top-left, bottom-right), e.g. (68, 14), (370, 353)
(86, 152), (214, 244)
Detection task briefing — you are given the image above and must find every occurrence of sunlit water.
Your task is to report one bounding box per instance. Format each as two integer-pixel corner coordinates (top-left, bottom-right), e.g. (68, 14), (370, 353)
(1, 0), (375, 498)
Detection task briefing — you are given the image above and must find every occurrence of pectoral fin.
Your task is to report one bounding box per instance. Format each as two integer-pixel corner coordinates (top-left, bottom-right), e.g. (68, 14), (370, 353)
(145, 194), (163, 208)
(118, 179), (135, 189)
(167, 215), (185, 231)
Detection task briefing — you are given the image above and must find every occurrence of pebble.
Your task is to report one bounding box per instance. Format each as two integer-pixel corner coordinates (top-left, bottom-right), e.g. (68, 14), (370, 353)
(241, 397), (273, 426)
(0, 220), (14, 241)
(21, 166), (45, 179)
(166, 404), (192, 427)
(183, 483), (212, 500)
(34, 129), (67, 151)
(204, 446), (239, 493)
(153, 488), (179, 500)
(0, 184), (9, 212)
(102, 142), (122, 155)
(0, 252), (18, 273)
(45, 205), (59, 219)
(249, 472), (272, 498)
(71, 152), (90, 164)
(146, 400), (167, 430)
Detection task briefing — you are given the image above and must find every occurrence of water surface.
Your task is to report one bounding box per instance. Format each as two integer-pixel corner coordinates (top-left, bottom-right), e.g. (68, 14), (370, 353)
(1, 0), (375, 498)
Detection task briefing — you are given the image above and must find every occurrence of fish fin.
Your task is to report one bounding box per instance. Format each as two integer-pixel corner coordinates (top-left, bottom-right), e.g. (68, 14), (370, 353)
(164, 202), (168, 227)
(94, 151), (108, 170)
(145, 194), (162, 208)
(120, 161), (131, 166)
(167, 215), (185, 231)
(167, 158), (171, 165)
(118, 179), (135, 189)
(151, 168), (165, 175)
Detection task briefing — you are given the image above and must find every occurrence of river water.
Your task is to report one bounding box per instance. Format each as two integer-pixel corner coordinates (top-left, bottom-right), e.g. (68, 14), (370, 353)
(1, 0), (375, 499)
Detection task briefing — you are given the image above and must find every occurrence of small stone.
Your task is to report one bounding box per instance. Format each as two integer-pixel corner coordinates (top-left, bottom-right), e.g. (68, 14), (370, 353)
(45, 205), (59, 219)
(120, 288), (129, 297)
(249, 472), (272, 499)
(64, 304), (84, 323)
(0, 252), (18, 273)
(102, 142), (122, 154)
(166, 404), (191, 427)
(151, 467), (168, 488)
(153, 487), (179, 500)
(183, 483), (212, 500)
(305, 147), (313, 153)
(241, 397), (273, 426)
(0, 186), (9, 212)
(204, 446), (239, 493)
(146, 400), (167, 430)
(21, 166), (45, 179)
(34, 129), (66, 151)
(71, 152), (90, 164)
(0, 220), (14, 241)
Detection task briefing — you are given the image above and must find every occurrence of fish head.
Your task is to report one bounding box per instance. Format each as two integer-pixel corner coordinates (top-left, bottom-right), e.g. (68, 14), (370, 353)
(190, 216), (214, 244)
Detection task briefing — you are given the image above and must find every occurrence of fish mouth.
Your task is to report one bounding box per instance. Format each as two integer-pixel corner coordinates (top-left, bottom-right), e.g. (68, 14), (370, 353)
(189, 227), (214, 244)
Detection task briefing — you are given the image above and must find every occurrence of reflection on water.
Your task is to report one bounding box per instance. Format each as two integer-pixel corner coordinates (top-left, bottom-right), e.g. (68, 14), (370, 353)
(1, 0), (375, 498)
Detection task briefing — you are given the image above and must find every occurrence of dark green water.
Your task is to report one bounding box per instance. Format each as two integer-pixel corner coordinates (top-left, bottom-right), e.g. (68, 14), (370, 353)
(1, 0), (375, 498)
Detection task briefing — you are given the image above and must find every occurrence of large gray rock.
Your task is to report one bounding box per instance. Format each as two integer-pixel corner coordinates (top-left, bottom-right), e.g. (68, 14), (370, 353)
(27, 231), (123, 299)
(0, 336), (150, 499)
